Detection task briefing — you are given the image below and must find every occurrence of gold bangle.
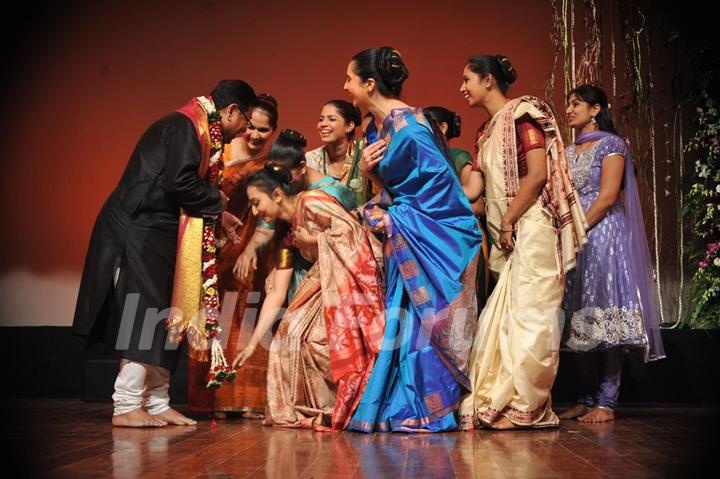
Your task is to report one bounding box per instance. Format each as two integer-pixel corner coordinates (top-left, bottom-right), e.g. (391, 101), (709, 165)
(276, 247), (294, 269)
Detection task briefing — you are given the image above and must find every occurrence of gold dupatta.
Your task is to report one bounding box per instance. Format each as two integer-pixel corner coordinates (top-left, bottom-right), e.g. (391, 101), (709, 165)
(166, 97), (215, 361)
(478, 96), (587, 277)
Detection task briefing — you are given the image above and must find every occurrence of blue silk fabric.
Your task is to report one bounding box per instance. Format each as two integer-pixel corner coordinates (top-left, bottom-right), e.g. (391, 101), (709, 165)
(349, 109), (482, 432)
(309, 175), (357, 211)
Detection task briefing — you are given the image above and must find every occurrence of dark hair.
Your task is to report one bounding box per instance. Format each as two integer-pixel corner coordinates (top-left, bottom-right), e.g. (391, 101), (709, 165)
(246, 163), (294, 197)
(419, 114), (459, 177)
(254, 93), (279, 130)
(268, 128), (307, 170)
(324, 99), (361, 140)
(568, 84), (618, 134)
(351, 46), (409, 98)
(424, 106), (462, 140)
(210, 79), (257, 112)
(466, 55), (517, 95)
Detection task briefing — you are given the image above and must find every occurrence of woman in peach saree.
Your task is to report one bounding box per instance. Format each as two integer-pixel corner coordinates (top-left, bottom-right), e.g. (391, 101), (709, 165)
(234, 162), (385, 430)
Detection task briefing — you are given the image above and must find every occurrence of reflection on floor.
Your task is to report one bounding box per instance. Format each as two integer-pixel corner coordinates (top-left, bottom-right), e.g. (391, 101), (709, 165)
(3, 399), (718, 478)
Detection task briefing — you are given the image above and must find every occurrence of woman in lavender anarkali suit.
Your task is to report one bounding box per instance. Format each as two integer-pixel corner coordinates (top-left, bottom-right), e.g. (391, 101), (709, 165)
(560, 85), (665, 422)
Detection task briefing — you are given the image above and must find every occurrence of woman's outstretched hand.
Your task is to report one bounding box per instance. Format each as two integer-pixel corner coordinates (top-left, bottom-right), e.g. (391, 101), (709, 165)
(232, 345), (257, 369)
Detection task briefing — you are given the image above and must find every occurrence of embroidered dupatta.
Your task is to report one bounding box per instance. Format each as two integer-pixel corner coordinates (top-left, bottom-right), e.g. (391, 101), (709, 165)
(478, 96), (588, 276)
(167, 97), (217, 361)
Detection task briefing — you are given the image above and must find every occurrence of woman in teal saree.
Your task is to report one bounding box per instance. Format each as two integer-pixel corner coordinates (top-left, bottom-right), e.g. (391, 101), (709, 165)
(343, 46), (482, 432)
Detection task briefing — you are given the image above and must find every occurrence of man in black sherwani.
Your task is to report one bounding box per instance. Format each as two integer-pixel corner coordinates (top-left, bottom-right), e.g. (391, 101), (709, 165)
(73, 79), (256, 427)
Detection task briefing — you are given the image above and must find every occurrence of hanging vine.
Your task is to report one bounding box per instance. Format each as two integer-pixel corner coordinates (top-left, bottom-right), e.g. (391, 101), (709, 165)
(576, 0), (602, 86)
(545, 0), (563, 116)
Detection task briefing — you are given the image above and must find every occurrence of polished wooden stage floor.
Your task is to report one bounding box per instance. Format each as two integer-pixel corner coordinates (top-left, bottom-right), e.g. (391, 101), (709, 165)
(3, 399), (718, 478)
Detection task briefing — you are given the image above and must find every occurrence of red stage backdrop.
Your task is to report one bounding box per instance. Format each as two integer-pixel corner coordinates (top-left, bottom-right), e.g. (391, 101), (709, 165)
(4, 0), (673, 326)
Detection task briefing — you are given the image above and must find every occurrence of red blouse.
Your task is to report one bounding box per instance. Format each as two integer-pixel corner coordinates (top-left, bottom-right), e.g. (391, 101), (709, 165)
(473, 114), (545, 177)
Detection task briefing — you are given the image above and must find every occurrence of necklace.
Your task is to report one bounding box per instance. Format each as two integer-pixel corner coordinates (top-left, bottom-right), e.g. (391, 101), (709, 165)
(196, 96), (235, 388)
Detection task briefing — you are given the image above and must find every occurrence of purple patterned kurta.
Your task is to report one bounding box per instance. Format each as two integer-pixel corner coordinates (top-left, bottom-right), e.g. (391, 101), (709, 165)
(562, 135), (648, 352)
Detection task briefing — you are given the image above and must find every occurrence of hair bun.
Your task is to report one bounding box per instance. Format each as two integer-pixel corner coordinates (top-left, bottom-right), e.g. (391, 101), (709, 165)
(495, 55), (517, 84)
(264, 161), (293, 185)
(279, 128), (307, 148)
(451, 112), (462, 139)
(377, 47), (409, 87)
(258, 93), (278, 108)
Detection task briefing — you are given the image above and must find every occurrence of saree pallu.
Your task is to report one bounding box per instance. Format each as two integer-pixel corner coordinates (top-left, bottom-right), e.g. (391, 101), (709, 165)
(308, 175), (358, 212)
(188, 154), (273, 414)
(264, 190), (385, 431)
(349, 108), (482, 433)
(459, 96), (587, 429)
(284, 175), (360, 301)
(450, 148), (495, 309)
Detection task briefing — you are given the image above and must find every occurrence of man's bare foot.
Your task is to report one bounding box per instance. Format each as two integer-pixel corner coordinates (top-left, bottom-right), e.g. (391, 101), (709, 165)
(559, 404), (590, 420)
(578, 407), (615, 423)
(112, 408), (167, 427)
(489, 416), (518, 430)
(152, 408), (198, 426)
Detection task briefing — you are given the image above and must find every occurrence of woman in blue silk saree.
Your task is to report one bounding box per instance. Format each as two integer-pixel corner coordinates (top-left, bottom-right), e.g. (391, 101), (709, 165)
(344, 47), (482, 432)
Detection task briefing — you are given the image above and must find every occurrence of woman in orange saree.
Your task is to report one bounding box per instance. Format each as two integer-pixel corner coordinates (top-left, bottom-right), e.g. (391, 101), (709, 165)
(187, 95), (279, 417)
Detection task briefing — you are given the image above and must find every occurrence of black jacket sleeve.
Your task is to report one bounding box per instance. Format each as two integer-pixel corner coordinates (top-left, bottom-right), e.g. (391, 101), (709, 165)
(162, 116), (223, 217)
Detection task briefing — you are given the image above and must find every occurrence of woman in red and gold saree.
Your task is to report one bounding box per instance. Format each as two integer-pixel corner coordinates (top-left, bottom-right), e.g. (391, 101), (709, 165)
(187, 96), (278, 417)
(458, 55), (588, 430)
(234, 163), (385, 431)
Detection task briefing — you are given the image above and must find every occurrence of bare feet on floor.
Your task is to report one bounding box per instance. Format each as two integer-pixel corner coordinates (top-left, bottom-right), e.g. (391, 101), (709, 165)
(559, 404), (590, 420)
(112, 408), (167, 427)
(152, 408), (198, 426)
(578, 407), (615, 423)
(489, 416), (518, 430)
